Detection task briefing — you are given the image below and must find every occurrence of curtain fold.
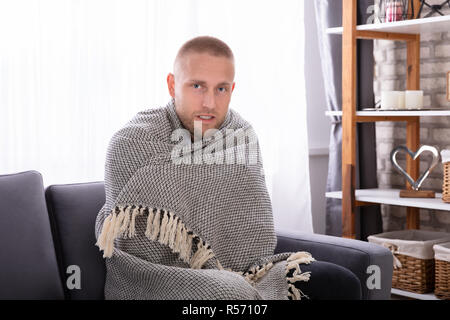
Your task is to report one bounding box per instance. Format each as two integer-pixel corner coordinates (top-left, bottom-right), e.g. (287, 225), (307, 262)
(0, 0), (312, 234)
(315, 0), (382, 240)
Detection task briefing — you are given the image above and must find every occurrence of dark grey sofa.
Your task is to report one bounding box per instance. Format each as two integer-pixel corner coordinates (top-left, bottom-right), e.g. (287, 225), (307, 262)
(0, 170), (393, 300)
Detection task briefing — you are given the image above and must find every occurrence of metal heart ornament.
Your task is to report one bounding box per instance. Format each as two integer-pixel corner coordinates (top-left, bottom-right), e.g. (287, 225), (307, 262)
(390, 145), (441, 190)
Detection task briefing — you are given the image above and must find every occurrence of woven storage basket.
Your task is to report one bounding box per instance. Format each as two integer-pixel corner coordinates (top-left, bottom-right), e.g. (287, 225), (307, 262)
(443, 161), (450, 203)
(433, 242), (450, 300)
(368, 230), (450, 294)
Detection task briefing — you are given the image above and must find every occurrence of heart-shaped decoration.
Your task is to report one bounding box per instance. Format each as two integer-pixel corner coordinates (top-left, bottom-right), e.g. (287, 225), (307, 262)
(390, 145), (441, 190)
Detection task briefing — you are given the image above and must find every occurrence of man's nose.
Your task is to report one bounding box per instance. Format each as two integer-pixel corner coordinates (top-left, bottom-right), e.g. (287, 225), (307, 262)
(202, 90), (216, 109)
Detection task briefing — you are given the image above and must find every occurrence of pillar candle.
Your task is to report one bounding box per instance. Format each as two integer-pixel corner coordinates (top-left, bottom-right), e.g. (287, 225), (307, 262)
(405, 90), (424, 109)
(396, 91), (405, 109)
(381, 91), (404, 109)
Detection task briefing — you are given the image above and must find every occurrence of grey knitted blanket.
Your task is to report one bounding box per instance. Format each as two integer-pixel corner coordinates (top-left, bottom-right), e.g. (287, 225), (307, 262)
(95, 98), (315, 300)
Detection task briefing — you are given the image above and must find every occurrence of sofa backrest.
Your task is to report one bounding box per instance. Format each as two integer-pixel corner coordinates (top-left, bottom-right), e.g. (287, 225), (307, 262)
(0, 171), (64, 299)
(45, 181), (106, 300)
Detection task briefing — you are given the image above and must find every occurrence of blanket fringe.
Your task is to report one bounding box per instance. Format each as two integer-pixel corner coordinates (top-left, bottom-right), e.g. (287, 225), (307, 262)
(96, 205), (216, 269)
(243, 262), (274, 285)
(285, 251), (315, 300)
(214, 259), (275, 286)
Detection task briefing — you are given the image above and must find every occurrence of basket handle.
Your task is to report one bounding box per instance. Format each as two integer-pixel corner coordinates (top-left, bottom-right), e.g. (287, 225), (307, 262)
(381, 242), (403, 270)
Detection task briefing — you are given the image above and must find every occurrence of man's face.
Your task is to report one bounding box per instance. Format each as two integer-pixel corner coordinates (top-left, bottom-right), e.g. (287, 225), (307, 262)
(167, 52), (235, 137)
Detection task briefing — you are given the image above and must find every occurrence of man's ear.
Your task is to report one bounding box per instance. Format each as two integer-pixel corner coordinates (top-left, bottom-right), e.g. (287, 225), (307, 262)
(232, 82), (235, 93)
(167, 73), (175, 97)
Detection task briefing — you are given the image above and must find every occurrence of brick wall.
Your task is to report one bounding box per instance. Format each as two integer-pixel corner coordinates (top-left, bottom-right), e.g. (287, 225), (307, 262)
(373, 3), (450, 232)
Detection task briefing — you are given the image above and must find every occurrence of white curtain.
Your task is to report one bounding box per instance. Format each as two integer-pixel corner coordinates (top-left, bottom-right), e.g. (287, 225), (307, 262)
(0, 0), (312, 233)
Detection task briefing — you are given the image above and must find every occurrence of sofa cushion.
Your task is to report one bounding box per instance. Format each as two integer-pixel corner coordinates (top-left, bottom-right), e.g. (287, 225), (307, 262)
(0, 170), (64, 299)
(45, 181), (106, 300)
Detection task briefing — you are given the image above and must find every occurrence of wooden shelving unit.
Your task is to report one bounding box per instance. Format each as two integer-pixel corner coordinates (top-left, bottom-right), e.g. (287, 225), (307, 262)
(326, 0), (450, 238)
(325, 0), (450, 300)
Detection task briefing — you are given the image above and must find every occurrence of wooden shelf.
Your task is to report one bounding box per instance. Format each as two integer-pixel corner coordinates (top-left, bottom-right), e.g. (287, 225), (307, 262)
(325, 188), (450, 211)
(391, 288), (441, 300)
(327, 15), (450, 35)
(326, 109), (450, 117)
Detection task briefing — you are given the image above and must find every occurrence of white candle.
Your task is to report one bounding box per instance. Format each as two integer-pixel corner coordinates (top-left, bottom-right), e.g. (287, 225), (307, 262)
(381, 90), (404, 109)
(405, 90), (423, 109)
(396, 91), (405, 109)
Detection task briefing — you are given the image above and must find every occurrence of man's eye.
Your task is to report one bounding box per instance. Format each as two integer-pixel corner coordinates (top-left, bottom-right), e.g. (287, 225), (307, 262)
(218, 87), (226, 92)
(193, 84), (201, 89)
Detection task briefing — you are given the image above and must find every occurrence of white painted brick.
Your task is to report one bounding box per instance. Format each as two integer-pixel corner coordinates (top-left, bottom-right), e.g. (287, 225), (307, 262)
(384, 158), (393, 171)
(391, 206), (406, 218)
(386, 48), (406, 61)
(432, 128), (450, 143)
(420, 127), (429, 139)
(377, 158), (385, 171)
(391, 158), (406, 173)
(433, 163), (444, 175)
(435, 44), (450, 57)
(424, 95), (431, 107)
(435, 211), (450, 225)
(420, 46), (431, 59)
(421, 33), (442, 42)
(420, 210), (431, 222)
(420, 115), (450, 124)
(421, 62), (450, 75)
(419, 177), (442, 190)
(375, 39), (396, 50)
(379, 79), (401, 90)
(376, 126), (394, 140)
(393, 126), (407, 139)
(380, 64), (406, 76)
(392, 172), (406, 187)
(420, 158), (437, 173)
(436, 94), (450, 108)
(377, 141), (395, 155)
(376, 121), (396, 128)
(378, 172), (404, 187)
(373, 49), (386, 63)
(380, 205), (388, 218)
(420, 78), (446, 91)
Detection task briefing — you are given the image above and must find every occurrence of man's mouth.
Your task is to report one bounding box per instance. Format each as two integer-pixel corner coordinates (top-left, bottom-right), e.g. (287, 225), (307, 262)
(195, 115), (216, 122)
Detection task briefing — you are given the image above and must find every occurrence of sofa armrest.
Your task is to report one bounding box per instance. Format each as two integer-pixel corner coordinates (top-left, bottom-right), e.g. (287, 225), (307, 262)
(275, 229), (393, 300)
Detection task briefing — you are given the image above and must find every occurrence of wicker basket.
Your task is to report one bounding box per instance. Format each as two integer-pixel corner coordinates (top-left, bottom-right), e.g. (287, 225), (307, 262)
(443, 161), (450, 203)
(368, 230), (450, 294)
(433, 242), (450, 300)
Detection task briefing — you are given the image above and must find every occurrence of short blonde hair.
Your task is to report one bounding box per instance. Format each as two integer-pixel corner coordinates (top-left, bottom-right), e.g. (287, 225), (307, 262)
(174, 36), (234, 70)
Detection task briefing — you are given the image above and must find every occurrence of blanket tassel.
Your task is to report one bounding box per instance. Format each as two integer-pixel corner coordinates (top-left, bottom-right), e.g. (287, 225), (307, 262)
(97, 205), (218, 269)
(243, 262), (274, 284)
(285, 251), (315, 300)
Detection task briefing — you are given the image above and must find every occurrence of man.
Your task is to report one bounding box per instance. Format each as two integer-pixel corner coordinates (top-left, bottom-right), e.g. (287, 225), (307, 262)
(95, 35), (361, 300)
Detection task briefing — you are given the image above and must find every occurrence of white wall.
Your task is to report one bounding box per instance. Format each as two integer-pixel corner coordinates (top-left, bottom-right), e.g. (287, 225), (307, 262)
(304, 0), (330, 235)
